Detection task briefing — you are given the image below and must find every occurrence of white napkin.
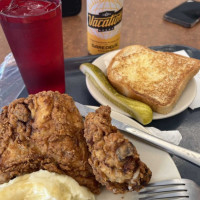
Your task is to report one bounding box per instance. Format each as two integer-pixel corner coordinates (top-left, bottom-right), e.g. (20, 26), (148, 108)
(103, 49), (200, 145)
(146, 127), (182, 145)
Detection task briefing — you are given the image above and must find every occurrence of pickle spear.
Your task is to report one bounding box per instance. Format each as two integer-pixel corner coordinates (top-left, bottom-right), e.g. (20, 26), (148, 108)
(80, 63), (153, 125)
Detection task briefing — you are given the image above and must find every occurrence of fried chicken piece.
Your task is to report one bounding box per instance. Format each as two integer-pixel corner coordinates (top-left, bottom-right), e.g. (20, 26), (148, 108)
(0, 91), (101, 194)
(84, 106), (152, 194)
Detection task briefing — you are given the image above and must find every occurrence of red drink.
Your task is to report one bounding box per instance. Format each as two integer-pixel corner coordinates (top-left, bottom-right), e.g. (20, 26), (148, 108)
(0, 0), (65, 94)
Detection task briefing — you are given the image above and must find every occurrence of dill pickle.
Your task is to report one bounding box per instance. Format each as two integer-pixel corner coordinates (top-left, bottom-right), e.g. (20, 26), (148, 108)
(80, 63), (153, 125)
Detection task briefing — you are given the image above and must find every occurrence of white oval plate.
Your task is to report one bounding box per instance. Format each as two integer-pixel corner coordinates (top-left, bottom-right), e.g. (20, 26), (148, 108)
(86, 51), (197, 120)
(89, 106), (181, 200)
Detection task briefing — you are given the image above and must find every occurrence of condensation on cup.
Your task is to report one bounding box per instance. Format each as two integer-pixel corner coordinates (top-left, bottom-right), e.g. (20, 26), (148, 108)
(87, 0), (124, 55)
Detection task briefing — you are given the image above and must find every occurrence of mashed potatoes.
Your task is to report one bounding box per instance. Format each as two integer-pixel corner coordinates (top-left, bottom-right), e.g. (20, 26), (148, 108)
(0, 170), (95, 200)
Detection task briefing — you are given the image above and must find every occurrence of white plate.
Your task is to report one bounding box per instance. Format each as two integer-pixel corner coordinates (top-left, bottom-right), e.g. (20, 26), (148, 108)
(86, 50), (197, 120)
(89, 106), (181, 200)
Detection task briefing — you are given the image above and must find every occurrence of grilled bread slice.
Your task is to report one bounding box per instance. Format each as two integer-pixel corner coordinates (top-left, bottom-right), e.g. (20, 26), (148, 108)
(107, 45), (200, 114)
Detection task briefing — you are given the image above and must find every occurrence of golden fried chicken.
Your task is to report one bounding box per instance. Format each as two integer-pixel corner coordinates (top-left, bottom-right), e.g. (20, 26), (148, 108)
(84, 106), (152, 194)
(0, 91), (101, 194)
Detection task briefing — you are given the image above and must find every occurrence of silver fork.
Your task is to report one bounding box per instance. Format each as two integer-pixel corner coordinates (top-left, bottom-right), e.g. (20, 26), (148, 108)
(138, 179), (200, 200)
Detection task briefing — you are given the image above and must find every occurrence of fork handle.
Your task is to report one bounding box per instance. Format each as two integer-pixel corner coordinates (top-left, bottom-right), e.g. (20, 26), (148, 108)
(120, 124), (200, 166)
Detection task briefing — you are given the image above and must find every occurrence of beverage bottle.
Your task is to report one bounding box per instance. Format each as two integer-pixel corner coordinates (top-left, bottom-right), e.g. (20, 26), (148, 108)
(87, 0), (123, 55)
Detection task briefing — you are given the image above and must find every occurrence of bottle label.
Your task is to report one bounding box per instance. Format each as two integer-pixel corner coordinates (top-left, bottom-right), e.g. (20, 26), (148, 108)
(87, 0), (123, 55)
(88, 8), (123, 32)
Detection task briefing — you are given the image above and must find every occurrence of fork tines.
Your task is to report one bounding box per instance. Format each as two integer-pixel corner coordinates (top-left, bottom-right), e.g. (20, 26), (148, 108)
(138, 179), (190, 200)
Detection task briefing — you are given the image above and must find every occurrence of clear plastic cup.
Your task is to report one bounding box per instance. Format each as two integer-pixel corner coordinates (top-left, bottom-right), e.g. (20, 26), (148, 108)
(0, 0), (65, 94)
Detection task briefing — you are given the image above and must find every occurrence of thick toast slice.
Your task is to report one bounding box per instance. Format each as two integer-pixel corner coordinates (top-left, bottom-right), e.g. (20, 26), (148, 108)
(107, 45), (200, 114)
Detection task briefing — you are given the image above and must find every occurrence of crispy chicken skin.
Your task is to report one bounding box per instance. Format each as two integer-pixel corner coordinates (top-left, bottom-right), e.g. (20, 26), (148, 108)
(84, 106), (152, 194)
(0, 91), (101, 194)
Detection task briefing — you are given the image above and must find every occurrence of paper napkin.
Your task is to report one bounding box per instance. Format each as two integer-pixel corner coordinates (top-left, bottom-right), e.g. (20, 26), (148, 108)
(146, 127), (182, 145)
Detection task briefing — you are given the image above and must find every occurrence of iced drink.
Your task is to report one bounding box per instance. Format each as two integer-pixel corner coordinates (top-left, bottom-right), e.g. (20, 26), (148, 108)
(0, 0), (65, 94)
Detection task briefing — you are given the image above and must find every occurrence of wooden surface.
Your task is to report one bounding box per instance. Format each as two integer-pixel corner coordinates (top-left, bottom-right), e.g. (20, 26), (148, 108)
(0, 0), (200, 63)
